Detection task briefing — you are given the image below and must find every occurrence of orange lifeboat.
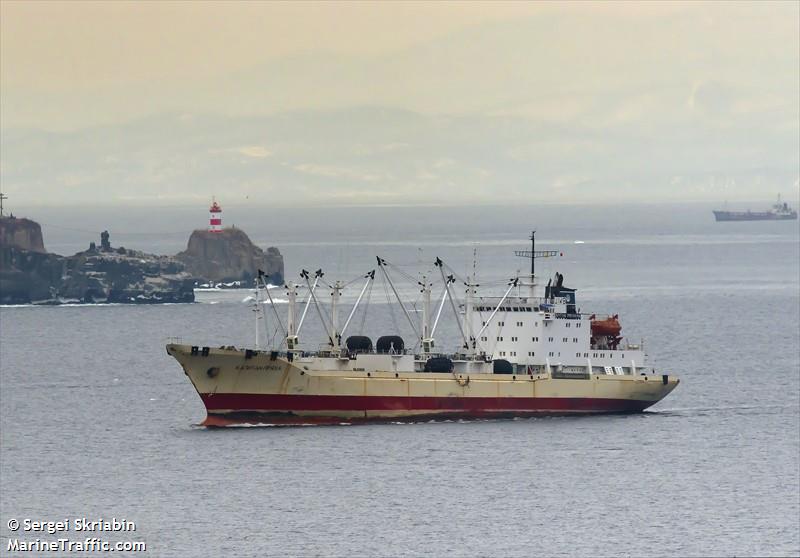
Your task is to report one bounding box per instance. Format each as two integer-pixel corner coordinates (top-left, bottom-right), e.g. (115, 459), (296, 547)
(590, 314), (622, 337)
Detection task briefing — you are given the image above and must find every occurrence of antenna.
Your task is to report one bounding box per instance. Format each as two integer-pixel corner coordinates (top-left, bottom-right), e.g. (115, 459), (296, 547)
(513, 231), (559, 277)
(0, 192), (7, 217)
(472, 245), (477, 278)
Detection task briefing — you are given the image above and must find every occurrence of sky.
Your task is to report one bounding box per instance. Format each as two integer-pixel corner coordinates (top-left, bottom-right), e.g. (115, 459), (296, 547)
(1, 0), (798, 207)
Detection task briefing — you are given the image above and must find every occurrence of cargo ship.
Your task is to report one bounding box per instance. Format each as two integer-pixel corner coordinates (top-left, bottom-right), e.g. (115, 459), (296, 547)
(167, 233), (679, 425)
(713, 195), (797, 221)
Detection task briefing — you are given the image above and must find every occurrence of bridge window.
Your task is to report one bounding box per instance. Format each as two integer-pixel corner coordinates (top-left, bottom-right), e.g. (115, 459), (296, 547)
(548, 337), (553, 342)
(497, 337), (503, 342)
(532, 337), (538, 342)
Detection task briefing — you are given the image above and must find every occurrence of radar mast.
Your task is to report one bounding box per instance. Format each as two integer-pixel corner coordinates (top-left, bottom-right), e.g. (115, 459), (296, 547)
(514, 231), (560, 298)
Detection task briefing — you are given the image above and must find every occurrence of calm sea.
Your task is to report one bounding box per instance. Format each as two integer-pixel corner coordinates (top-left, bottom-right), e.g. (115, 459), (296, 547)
(1, 203), (799, 557)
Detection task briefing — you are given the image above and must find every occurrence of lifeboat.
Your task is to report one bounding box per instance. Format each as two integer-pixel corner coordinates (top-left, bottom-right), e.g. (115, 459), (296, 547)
(590, 314), (622, 337)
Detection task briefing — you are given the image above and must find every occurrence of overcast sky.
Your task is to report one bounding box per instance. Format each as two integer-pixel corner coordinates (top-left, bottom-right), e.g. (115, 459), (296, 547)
(1, 1), (798, 207)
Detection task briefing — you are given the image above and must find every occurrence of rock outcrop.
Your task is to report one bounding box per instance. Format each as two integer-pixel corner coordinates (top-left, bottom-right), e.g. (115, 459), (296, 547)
(0, 247), (64, 303)
(0, 216), (46, 253)
(58, 241), (195, 304)
(1, 224), (194, 305)
(176, 228), (284, 285)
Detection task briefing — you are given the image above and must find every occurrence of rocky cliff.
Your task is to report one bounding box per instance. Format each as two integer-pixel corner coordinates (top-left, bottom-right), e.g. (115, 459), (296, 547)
(176, 228), (284, 284)
(0, 245), (64, 303)
(0, 216), (46, 253)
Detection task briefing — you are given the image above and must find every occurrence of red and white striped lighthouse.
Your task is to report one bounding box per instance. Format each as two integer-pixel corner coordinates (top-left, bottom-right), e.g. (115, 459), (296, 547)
(209, 198), (223, 232)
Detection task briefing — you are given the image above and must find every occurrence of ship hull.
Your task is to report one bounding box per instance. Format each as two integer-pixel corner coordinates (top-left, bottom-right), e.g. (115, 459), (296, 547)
(168, 344), (679, 426)
(713, 210), (797, 221)
(199, 394), (654, 426)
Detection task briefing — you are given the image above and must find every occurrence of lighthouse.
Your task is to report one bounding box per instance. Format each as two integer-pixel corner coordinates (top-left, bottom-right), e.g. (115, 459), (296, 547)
(209, 198), (222, 232)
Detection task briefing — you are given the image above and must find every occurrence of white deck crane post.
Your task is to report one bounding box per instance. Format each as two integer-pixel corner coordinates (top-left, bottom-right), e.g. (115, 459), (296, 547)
(285, 282), (299, 352)
(419, 274), (434, 356)
(463, 275), (479, 353)
(253, 277), (262, 350)
(330, 280), (343, 350)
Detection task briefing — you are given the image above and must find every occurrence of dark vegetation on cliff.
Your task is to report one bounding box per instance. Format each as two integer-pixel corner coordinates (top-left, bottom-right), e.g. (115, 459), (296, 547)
(0, 216), (284, 304)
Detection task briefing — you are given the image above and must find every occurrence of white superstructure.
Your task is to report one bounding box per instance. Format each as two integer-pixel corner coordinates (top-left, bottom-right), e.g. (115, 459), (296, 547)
(246, 233), (648, 380)
(468, 287), (645, 378)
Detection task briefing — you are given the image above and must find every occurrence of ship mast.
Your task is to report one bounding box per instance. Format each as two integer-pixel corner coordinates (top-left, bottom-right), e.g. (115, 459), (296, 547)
(330, 280), (343, 348)
(285, 282), (298, 351)
(463, 275), (477, 352)
(253, 277), (263, 350)
(514, 231), (559, 298)
(419, 274), (433, 355)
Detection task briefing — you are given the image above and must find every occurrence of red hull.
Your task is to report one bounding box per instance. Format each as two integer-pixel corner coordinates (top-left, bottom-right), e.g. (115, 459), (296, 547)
(199, 393), (654, 426)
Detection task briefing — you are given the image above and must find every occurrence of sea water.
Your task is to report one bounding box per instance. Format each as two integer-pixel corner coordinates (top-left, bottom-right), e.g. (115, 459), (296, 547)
(1, 203), (798, 557)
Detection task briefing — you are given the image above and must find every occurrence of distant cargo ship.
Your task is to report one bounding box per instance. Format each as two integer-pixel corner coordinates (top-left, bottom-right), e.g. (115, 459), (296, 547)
(713, 195), (797, 221)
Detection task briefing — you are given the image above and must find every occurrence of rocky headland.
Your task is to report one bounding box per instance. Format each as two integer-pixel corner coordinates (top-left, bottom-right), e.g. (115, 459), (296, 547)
(177, 228), (284, 285)
(0, 216), (284, 305)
